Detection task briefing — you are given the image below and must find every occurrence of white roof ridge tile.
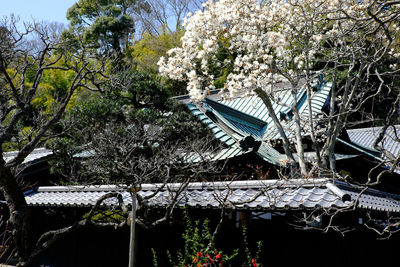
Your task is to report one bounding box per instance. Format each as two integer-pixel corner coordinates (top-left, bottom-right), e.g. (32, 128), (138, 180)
(36, 178), (331, 192)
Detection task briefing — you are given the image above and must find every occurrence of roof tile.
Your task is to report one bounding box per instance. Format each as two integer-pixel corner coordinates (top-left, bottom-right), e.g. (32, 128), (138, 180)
(24, 179), (400, 213)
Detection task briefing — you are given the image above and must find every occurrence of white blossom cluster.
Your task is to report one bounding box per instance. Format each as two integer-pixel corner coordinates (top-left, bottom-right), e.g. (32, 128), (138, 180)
(158, 0), (388, 101)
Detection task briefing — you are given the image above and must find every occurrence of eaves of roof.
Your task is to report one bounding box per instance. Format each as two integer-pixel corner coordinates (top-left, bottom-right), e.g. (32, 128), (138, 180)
(187, 103), (236, 147)
(23, 179), (400, 213)
(256, 143), (285, 166)
(187, 102), (285, 165)
(204, 98), (268, 137)
(293, 152), (359, 162)
(337, 137), (384, 162)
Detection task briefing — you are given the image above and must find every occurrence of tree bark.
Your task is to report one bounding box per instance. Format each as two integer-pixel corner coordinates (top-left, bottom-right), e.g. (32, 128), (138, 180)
(255, 88), (297, 176)
(129, 190), (137, 267)
(290, 89), (307, 176)
(0, 167), (30, 264)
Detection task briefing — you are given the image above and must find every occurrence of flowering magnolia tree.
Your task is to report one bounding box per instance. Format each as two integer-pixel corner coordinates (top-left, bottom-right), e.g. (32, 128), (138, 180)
(159, 0), (400, 176)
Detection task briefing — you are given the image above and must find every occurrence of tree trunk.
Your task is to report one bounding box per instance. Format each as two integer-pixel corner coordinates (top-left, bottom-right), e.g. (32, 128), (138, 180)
(0, 167), (31, 265)
(129, 190), (137, 267)
(290, 90), (308, 176)
(255, 88), (297, 175)
(305, 83), (322, 167)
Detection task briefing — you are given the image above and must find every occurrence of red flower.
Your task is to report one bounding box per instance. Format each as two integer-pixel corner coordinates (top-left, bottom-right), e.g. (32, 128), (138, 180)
(194, 257), (198, 263)
(206, 253), (213, 263)
(251, 259), (258, 267)
(197, 252), (203, 257)
(216, 254), (222, 261)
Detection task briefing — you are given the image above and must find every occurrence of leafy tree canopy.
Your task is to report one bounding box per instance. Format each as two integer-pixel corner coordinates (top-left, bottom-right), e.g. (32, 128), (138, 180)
(132, 29), (184, 72)
(49, 69), (217, 185)
(66, 0), (148, 55)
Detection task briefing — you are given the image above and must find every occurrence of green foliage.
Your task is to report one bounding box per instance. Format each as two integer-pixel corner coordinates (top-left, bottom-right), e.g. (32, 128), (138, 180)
(0, 58), (88, 151)
(67, 69), (210, 141)
(209, 39), (234, 89)
(2, 142), (21, 152)
(153, 211), (265, 266)
(66, 0), (139, 55)
(83, 209), (127, 223)
(242, 227), (262, 267)
(163, 211), (238, 267)
(104, 69), (171, 110)
(132, 29), (184, 73)
(151, 248), (159, 267)
(69, 95), (126, 129)
(213, 68), (231, 89)
(48, 69), (216, 184)
(130, 29), (188, 95)
(25, 62), (38, 83)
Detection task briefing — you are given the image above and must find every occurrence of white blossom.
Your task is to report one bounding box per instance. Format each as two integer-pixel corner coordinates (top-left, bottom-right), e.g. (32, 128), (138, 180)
(158, 0), (383, 100)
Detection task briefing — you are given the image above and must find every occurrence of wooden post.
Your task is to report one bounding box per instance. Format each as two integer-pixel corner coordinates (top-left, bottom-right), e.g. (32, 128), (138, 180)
(128, 186), (140, 267)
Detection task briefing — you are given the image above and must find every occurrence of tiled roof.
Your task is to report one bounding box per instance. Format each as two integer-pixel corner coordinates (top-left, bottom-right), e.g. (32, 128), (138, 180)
(24, 179), (400, 213)
(347, 125), (400, 158)
(3, 148), (53, 166)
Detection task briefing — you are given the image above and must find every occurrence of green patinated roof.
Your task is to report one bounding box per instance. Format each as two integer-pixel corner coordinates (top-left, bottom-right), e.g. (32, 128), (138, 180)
(188, 103), (236, 147)
(183, 146), (249, 163)
(187, 77), (332, 166)
(204, 98), (268, 137)
(218, 79), (332, 140)
(188, 102), (285, 165)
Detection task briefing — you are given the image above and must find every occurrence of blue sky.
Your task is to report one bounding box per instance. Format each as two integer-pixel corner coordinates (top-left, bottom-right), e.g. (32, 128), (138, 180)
(0, 0), (76, 25)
